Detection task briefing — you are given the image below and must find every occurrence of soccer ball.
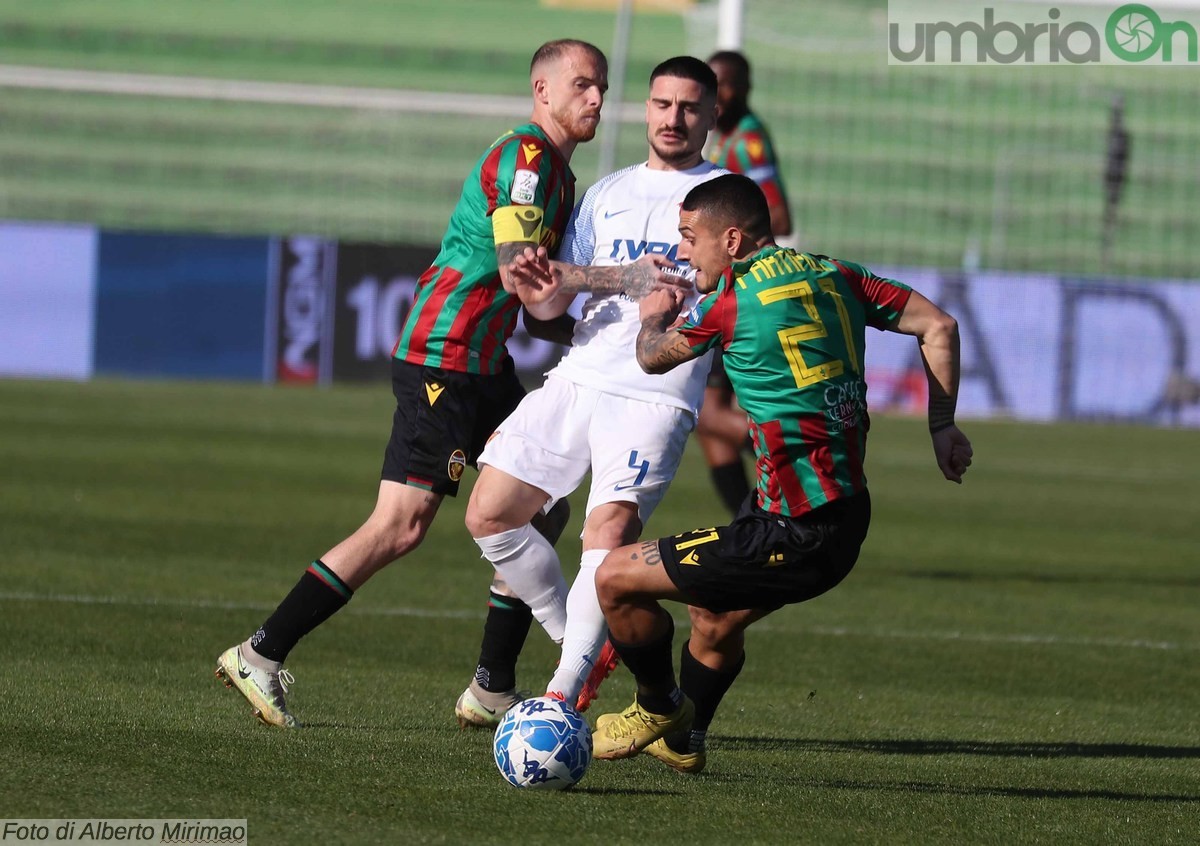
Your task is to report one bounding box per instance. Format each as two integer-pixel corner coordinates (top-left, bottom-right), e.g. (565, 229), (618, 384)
(493, 696), (592, 790)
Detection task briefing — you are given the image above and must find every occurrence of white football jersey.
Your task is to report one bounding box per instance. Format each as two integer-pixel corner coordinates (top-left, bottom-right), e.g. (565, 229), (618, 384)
(549, 161), (725, 415)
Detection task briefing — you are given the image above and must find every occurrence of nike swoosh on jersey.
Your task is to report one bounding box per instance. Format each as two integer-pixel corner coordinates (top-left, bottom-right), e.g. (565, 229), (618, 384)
(603, 209), (632, 219)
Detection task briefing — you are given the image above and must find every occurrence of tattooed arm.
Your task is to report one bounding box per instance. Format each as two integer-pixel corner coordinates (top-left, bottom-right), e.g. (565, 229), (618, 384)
(501, 245), (693, 321)
(497, 241), (535, 295)
(636, 287), (702, 375)
(550, 254), (689, 300)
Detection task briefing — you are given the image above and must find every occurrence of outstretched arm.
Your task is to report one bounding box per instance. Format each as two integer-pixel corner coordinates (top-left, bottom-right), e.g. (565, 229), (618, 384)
(549, 254), (688, 300)
(501, 245), (693, 321)
(635, 288), (701, 374)
(891, 289), (973, 483)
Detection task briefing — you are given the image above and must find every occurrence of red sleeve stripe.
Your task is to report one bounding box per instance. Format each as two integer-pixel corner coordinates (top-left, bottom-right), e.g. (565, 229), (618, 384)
(721, 276), (739, 349)
(680, 286), (726, 350)
(479, 144), (506, 216)
(829, 258), (912, 314)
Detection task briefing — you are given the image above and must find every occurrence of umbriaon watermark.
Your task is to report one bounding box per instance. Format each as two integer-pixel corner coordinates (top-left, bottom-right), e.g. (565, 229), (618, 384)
(888, 1), (1200, 65)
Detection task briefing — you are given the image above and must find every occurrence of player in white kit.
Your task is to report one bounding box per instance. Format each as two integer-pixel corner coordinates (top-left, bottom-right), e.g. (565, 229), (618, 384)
(456, 56), (727, 724)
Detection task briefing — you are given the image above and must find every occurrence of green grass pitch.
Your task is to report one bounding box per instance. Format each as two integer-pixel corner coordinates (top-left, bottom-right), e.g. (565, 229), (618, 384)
(1, 377), (1197, 844)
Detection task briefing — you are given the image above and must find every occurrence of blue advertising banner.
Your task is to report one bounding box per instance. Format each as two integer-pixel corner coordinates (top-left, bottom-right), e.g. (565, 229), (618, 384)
(94, 232), (270, 380)
(864, 267), (1200, 427)
(0, 221), (97, 380)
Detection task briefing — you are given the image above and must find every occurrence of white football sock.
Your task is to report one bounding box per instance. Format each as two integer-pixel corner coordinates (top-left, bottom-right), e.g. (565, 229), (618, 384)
(475, 524), (568, 643)
(547, 549), (609, 700)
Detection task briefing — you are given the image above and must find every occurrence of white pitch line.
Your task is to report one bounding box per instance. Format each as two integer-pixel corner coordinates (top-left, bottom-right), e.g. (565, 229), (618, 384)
(0, 590), (478, 620)
(0, 64), (647, 122)
(775, 624), (1196, 653)
(1, 590), (1194, 652)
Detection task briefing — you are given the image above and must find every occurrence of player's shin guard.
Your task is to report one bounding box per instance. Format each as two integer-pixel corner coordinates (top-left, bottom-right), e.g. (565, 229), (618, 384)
(249, 559), (353, 663)
(547, 549), (609, 701)
(475, 524), (568, 643)
(610, 611), (681, 716)
(673, 639), (745, 753)
(472, 589), (533, 693)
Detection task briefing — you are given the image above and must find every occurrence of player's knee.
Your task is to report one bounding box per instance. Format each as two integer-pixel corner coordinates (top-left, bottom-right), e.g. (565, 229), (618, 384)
(382, 518), (429, 559)
(464, 491), (510, 538)
(583, 506), (641, 550)
(360, 498), (433, 560)
(465, 479), (539, 539)
(594, 554), (627, 612)
(463, 498), (489, 538)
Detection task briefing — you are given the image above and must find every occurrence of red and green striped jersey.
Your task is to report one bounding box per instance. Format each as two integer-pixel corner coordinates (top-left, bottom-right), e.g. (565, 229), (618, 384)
(708, 112), (790, 216)
(678, 247), (912, 516)
(393, 122), (576, 374)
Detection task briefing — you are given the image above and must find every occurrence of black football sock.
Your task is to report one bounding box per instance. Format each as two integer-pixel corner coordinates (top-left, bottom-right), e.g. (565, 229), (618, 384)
(669, 639), (745, 754)
(610, 612), (681, 715)
(471, 591), (534, 692)
(249, 560), (353, 663)
(711, 460), (751, 516)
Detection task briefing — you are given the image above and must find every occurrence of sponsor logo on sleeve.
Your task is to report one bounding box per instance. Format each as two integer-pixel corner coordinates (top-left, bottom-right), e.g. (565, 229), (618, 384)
(511, 169), (540, 205)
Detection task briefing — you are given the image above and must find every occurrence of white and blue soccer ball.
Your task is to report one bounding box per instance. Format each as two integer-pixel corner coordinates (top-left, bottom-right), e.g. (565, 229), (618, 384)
(493, 696), (592, 790)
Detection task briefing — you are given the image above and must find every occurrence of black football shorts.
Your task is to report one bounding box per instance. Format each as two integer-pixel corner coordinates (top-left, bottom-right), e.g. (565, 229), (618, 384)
(659, 491), (871, 613)
(381, 356), (525, 496)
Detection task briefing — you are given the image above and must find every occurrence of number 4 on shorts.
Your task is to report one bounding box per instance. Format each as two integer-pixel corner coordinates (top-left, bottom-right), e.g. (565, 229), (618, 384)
(614, 450), (650, 491)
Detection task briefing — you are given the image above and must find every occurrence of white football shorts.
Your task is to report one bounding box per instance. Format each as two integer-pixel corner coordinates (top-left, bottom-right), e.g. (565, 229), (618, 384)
(477, 374), (694, 523)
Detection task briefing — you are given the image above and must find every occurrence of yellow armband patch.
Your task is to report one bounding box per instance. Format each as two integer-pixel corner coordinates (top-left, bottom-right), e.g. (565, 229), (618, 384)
(493, 205), (544, 246)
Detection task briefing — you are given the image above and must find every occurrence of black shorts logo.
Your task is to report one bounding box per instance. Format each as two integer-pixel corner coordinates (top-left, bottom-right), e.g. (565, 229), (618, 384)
(425, 381), (445, 405)
(447, 449), (467, 482)
(673, 529), (719, 566)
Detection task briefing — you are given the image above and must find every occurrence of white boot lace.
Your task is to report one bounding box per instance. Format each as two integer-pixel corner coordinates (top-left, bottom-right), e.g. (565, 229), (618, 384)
(270, 668), (295, 700)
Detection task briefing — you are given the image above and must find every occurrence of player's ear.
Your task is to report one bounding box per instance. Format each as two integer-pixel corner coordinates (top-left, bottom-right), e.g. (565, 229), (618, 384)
(724, 226), (742, 258)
